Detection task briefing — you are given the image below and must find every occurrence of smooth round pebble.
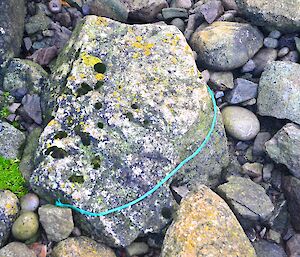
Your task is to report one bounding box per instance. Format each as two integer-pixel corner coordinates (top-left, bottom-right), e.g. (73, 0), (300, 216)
(170, 18), (185, 32)
(48, 0), (62, 14)
(20, 193), (39, 212)
(221, 106), (260, 141)
(268, 30), (281, 39)
(12, 211), (39, 241)
(264, 37), (278, 48)
(277, 47), (289, 57)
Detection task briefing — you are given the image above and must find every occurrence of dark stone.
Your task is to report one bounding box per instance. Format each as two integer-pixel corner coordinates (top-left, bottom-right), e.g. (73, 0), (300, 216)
(252, 132), (271, 156)
(286, 234), (300, 257)
(252, 48), (277, 76)
(199, 0), (224, 24)
(253, 240), (287, 257)
(21, 94), (42, 125)
(283, 176), (300, 231)
(27, 46), (58, 66)
(225, 78), (258, 104)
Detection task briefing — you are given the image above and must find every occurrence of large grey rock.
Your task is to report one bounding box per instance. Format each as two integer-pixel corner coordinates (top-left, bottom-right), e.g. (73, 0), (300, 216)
(0, 190), (19, 247)
(191, 21), (263, 71)
(3, 58), (49, 95)
(234, 0), (300, 32)
(0, 0), (25, 68)
(161, 185), (256, 257)
(217, 176), (274, 228)
(0, 121), (26, 159)
(257, 61), (300, 125)
(31, 16), (229, 247)
(38, 204), (74, 242)
(266, 123), (300, 178)
(0, 242), (36, 257)
(283, 176), (300, 231)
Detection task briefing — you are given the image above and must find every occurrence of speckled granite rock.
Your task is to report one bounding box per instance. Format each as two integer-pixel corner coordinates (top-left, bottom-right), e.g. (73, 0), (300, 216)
(161, 185), (257, 257)
(235, 0), (300, 32)
(0, 190), (19, 247)
(0, 242), (36, 257)
(266, 123), (300, 178)
(0, 0), (25, 68)
(257, 61), (300, 125)
(0, 121), (26, 159)
(191, 21), (263, 70)
(3, 58), (49, 95)
(31, 16), (228, 247)
(52, 236), (116, 257)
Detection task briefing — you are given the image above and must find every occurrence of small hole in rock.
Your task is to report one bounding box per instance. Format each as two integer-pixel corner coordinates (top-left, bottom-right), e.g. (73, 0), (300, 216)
(54, 131), (68, 139)
(143, 119), (150, 126)
(68, 175), (84, 184)
(95, 102), (103, 109)
(125, 112), (134, 121)
(95, 81), (104, 90)
(131, 103), (139, 109)
(97, 122), (104, 129)
(76, 82), (93, 97)
(94, 63), (106, 73)
(91, 157), (101, 169)
(45, 146), (68, 159)
(74, 125), (91, 146)
(161, 207), (172, 219)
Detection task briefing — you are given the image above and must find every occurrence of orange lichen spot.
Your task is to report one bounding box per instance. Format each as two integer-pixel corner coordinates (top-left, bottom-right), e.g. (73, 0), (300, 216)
(81, 52), (102, 66)
(95, 73), (105, 80)
(95, 17), (108, 26)
(60, 0), (70, 7)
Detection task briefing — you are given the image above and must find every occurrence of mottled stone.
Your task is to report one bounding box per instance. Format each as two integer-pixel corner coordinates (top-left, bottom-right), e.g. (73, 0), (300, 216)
(199, 0), (224, 24)
(12, 211), (39, 241)
(84, 0), (128, 22)
(161, 185), (257, 257)
(286, 234), (300, 256)
(217, 176), (274, 228)
(209, 71), (234, 89)
(3, 58), (49, 95)
(266, 123), (300, 178)
(0, 0), (25, 67)
(25, 13), (52, 35)
(0, 242), (36, 257)
(222, 106), (260, 140)
(283, 176), (300, 231)
(162, 8), (189, 20)
(38, 204), (74, 242)
(252, 48), (277, 76)
(257, 61), (300, 124)
(20, 193), (39, 212)
(0, 121), (26, 159)
(123, 0), (168, 22)
(31, 16), (228, 247)
(191, 21), (263, 70)
(234, 0), (300, 32)
(0, 190), (19, 247)
(52, 236), (116, 257)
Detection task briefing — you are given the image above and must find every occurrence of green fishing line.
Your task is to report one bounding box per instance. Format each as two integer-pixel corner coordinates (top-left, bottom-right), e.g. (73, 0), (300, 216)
(56, 85), (217, 216)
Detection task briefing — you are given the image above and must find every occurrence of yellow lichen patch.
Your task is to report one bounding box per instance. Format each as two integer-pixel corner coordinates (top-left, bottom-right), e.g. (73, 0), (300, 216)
(48, 119), (59, 127)
(95, 17), (108, 26)
(132, 52), (140, 59)
(95, 73), (105, 81)
(171, 57), (178, 64)
(79, 73), (86, 79)
(67, 75), (76, 81)
(81, 52), (102, 67)
(131, 39), (154, 57)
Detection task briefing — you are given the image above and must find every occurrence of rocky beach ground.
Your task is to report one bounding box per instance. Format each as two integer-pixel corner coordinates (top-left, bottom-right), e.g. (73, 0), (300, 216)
(0, 0), (300, 256)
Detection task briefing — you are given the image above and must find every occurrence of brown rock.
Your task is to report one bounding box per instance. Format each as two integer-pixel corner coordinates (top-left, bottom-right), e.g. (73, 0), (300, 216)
(52, 236), (116, 257)
(161, 185), (257, 257)
(27, 46), (58, 66)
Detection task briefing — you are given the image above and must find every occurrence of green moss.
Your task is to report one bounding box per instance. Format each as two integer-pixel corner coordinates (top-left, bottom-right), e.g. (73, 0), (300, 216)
(0, 155), (28, 197)
(0, 106), (10, 119)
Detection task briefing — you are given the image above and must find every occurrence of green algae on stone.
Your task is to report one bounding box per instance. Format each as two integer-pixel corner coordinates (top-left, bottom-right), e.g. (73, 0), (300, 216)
(33, 16), (228, 247)
(0, 156), (28, 197)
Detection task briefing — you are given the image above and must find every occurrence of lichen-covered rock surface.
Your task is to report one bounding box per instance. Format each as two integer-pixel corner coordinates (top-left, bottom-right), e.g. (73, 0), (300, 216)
(31, 16), (228, 247)
(161, 185), (257, 257)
